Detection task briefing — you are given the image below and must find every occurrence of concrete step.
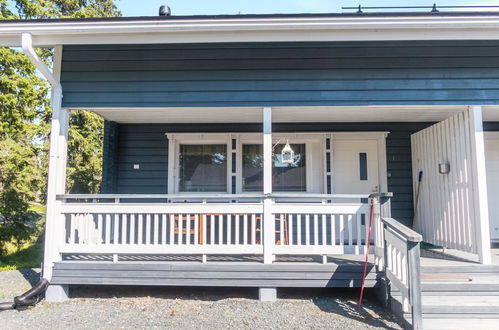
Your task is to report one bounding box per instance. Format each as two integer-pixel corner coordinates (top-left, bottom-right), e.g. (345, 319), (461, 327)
(408, 318), (499, 330)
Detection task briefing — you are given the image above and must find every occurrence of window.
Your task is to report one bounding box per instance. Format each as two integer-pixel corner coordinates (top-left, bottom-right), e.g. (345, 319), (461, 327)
(178, 144), (227, 192)
(242, 144), (306, 192)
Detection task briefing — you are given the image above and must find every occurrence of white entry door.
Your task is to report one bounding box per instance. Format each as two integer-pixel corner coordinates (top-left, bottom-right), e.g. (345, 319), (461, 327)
(485, 137), (499, 241)
(333, 140), (380, 194)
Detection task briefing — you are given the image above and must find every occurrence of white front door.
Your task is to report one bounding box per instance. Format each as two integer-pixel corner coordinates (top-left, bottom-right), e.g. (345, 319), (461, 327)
(485, 137), (499, 241)
(333, 140), (380, 195)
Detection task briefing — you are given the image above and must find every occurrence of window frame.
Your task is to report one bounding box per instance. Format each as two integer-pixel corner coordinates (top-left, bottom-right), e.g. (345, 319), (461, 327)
(167, 133), (233, 195)
(166, 132), (389, 196)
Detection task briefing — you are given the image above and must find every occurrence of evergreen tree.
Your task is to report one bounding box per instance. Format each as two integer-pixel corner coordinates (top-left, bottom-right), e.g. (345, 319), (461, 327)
(0, 0), (120, 254)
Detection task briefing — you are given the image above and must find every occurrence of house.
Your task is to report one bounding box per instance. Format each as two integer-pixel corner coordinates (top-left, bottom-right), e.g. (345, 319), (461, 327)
(1, 9), (499, 329)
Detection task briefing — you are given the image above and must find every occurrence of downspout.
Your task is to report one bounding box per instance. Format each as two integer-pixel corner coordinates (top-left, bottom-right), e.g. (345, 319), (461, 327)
(21, 33), (62, 93)
(21, 32), (65, 281)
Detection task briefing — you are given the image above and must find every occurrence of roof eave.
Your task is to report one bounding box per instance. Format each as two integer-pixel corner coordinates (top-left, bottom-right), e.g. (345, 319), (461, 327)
(2, 15), (499, 47)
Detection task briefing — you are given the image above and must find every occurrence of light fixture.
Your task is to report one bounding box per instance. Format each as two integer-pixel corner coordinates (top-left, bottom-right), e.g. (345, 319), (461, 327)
(438, 163), (450, 174)
(281, 139), (295, 164)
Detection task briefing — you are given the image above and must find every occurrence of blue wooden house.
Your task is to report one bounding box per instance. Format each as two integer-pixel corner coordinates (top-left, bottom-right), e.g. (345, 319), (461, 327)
(1, 10), (499, 329)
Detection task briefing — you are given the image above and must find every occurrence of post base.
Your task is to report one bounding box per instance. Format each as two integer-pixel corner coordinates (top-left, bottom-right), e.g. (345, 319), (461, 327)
(258, 287), (277, 302)
(45, 284), (69, 302)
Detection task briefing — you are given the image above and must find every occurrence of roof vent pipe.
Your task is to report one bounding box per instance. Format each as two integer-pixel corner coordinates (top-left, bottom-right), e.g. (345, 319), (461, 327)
(159, 5), (171, 16)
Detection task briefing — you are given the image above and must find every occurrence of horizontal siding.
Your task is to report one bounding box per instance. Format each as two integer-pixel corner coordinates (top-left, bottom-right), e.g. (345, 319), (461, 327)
(61, 41), (499, 107)
(111, 122), (431, 225)
(51, 261), (380, 288)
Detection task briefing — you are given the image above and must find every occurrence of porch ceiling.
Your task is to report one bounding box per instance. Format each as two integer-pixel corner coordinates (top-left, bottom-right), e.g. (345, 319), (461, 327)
(85, 105), (499, 123)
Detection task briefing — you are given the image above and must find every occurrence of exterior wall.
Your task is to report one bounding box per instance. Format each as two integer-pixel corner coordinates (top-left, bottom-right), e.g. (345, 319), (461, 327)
(61, 41), (499, 108)
(106, 122), (432, 226)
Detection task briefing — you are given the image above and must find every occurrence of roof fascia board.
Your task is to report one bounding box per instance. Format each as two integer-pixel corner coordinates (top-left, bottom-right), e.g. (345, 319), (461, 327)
(2, 15), (499, 46)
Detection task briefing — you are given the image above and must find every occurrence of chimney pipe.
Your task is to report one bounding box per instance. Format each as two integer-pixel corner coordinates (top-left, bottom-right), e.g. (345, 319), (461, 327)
(159, 5), (171, 16)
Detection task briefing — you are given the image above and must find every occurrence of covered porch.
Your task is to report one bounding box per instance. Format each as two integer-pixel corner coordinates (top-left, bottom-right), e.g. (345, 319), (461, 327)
(45, 104), (499, 265)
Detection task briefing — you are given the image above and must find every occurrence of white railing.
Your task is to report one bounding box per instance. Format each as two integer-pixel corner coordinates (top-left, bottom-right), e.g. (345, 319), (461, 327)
(60, 201), (264, 256)
(272, 202), (375, 255)
(56, 193), (382, 262)
(380, 217), (423, 330)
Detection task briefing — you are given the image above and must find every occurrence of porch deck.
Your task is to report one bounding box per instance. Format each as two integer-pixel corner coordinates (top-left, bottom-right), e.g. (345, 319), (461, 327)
(50, 247), (499, 289)
(51, 255), (381, 288)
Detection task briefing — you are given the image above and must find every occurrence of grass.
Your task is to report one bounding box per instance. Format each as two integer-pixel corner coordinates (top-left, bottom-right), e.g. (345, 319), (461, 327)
(0, 204), (45, 272)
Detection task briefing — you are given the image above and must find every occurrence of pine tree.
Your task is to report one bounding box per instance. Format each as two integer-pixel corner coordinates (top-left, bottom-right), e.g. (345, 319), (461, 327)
(0, 0), (120, 254)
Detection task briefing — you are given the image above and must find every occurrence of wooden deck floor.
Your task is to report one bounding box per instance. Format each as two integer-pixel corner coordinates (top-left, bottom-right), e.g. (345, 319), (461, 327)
(53, 246), (499, 289)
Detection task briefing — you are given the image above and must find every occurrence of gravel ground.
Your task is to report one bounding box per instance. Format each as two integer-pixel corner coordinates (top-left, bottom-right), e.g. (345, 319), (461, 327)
(0, 268), (402, 329)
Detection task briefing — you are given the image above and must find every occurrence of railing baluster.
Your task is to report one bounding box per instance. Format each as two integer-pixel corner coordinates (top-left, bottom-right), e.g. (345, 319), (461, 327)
(202, 214), (207, 246)
(113, 214), (120, 245)
(169, 214), (174, 245)
(227, 214), (232, 245)
(356, 213), (362, 254)
(97, 214), (103, 245)
(161, 214), (167, 245)
(339, 215), (344, 246)
(288, 214), (294, 245)
(331, 214), (336, 246)
(313, 214), (318, 246)
(105, 214), (111, 244)
(186, 214), (191, 245)
(321, 214), (326, 246)
(243, 214), (248, 245)
(251, 214), (256, 245)
(154, 214), (159, 245)
(137, 214), (144, 245)
(121, 214), (127, 244)
(235, 214), (240, 245)
(297, 214), (302, 246)
(280, 214), (285, 245)
(69, 214), (75, 244)
(305, 214), (310, 246)
(194, 214), (199, 245)
(130, 214), (136, 244)
(177, 214), (183, 245)
(347, 214), (353, 247)
(210, 214), (215, 245)
(145, 214), (151, 245)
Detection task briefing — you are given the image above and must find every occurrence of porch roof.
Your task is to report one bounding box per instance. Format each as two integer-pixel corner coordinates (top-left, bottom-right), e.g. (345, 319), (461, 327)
(3, 12), (499, 47)
(87, 105), (499, 124)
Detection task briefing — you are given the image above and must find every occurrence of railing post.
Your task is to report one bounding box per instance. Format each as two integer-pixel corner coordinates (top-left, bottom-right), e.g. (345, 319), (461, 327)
(262, 106), (274, 264)
(407, 240), (423, 330)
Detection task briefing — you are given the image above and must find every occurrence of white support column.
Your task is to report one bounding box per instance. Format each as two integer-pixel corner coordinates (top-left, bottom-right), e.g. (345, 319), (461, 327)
(22, 34), (67, 280)
(263, 107), (274, 264)
(468, 106), (492, 264)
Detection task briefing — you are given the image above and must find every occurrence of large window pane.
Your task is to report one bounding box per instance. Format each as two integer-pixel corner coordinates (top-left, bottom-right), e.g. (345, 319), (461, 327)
(273, 144), (306, 192)
(242, 144), (306, 192)
(242, 144), (264, 192)
(179, 144), (227, 192)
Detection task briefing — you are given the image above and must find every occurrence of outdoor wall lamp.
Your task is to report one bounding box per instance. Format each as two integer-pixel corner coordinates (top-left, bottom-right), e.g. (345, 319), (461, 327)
(438, 163), (450, 174)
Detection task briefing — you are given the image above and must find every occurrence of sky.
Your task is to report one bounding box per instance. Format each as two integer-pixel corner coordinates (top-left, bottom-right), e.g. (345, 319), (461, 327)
(117, 0), (499, 16)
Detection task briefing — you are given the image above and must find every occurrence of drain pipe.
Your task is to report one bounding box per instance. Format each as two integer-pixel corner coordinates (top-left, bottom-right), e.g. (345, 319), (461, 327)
(0, 33), (64, 311)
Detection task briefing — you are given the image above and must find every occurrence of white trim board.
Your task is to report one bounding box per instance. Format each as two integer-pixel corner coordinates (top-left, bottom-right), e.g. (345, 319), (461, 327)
(4, 15), (499, 46)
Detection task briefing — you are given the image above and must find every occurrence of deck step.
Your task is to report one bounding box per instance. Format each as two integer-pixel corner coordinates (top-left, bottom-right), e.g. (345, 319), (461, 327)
(404, 318), (499, 330)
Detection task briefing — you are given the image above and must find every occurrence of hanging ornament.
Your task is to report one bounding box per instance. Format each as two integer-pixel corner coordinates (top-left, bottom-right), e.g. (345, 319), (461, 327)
(281, 139), (295, 164)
